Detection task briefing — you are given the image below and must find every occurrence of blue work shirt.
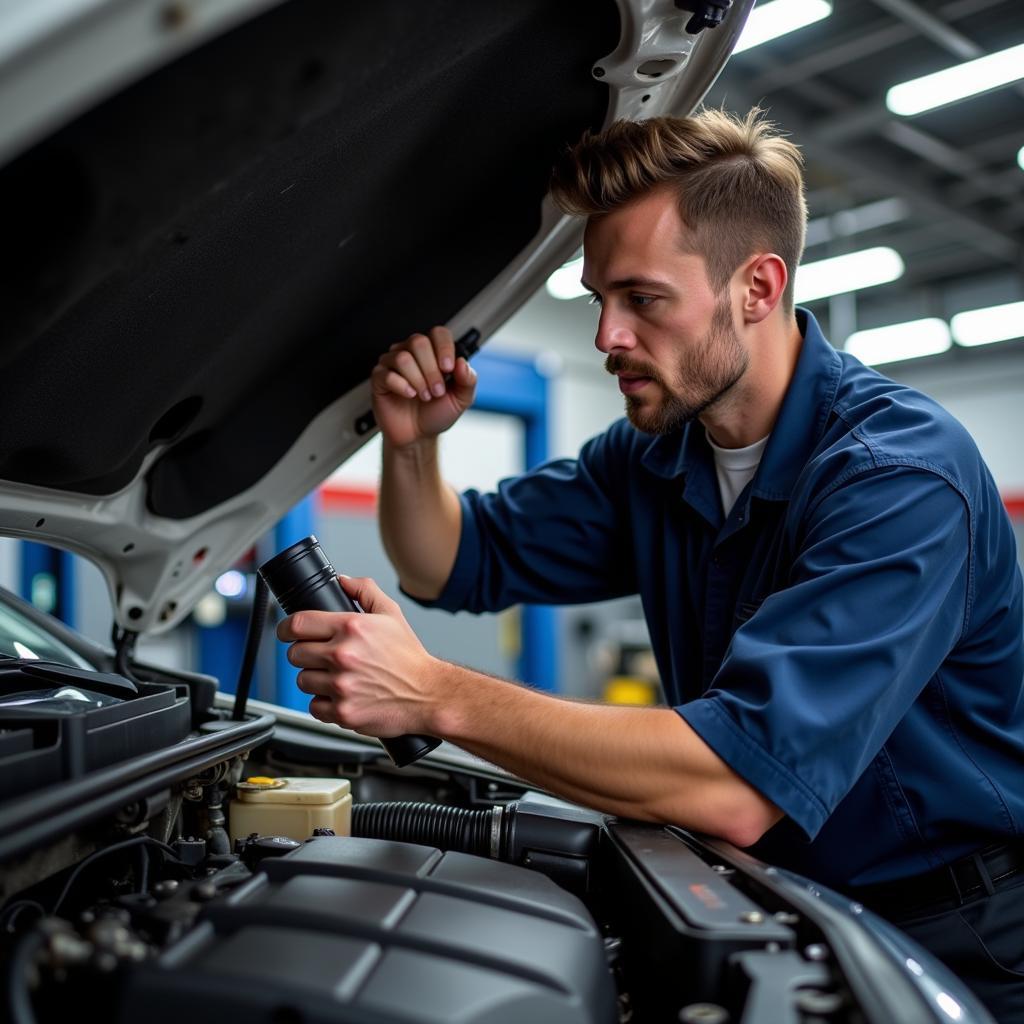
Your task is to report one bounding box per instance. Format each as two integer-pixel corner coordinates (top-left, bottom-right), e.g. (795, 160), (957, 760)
(413, 309), (1024, 889)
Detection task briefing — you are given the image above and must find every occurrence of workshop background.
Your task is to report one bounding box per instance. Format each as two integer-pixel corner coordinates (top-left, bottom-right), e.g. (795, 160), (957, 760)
(1, 0), (1022, 710)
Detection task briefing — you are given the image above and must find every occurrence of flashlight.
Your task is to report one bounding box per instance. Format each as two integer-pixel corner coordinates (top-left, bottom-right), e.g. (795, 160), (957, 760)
(259, 535), (442, 768)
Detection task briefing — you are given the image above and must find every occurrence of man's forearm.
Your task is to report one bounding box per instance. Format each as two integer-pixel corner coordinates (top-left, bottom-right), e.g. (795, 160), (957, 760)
(379, 438), (462, 599)
(431, 663), (783, 847)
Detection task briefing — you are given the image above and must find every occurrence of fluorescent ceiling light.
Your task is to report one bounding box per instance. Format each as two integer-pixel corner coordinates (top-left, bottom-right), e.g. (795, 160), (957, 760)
(733, 0), (832, 54)
(1017, 145), (1024, 172)
(886, 42), (1024, 116)
(951, 300), (1024, 347)
(794, 247), (904, 304)
(546, 255), (588, 301)
(845, 319), (951, 366)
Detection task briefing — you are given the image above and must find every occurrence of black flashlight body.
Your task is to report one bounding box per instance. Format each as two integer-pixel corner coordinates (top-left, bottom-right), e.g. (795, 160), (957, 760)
(258, 535), (442, 768)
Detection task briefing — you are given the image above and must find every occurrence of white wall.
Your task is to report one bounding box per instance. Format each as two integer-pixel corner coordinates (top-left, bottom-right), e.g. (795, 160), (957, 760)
(492, 289), (624, 458)
(330, 409), (525, 493)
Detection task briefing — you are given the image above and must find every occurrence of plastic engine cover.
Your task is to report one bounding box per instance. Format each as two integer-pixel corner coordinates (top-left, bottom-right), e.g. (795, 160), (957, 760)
(118, 835), (618, 1024)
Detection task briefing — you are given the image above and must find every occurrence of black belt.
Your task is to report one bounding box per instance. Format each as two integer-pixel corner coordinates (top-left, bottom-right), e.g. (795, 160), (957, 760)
(846, 842), (1024, 919)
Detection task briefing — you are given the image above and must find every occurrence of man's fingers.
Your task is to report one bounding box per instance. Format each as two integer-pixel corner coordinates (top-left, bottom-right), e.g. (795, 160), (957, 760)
(287, 639), (353, 672)
(430, 326), (456, 374)
(374, 366), (417, 400)
(339, 575), (399, 616)
(389, 349), (430, 400)
(376, 327), (460, 402)
(408, 333), (446, 399)
(276, 609), (350, 643)
(308, 696), (334, 722)
(295, 668), (337, 696)
(450, 357), (478, 406)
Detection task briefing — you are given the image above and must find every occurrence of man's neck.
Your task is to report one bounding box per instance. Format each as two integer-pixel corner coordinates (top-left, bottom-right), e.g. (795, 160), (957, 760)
(702, 313), (804, 449)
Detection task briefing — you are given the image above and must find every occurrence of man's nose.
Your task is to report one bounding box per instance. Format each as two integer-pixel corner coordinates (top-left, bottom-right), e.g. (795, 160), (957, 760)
(594, 310), (636, 355)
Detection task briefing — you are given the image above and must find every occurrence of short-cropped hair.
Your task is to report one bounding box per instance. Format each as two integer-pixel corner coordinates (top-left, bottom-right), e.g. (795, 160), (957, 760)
(550, 107), (807, 311)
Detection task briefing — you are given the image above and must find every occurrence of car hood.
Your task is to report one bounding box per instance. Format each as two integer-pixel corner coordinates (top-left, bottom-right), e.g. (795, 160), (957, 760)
(0, 0), (750, 633)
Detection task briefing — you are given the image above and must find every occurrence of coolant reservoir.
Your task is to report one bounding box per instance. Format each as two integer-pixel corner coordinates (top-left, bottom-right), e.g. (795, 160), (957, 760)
(229, 776), (352, 845)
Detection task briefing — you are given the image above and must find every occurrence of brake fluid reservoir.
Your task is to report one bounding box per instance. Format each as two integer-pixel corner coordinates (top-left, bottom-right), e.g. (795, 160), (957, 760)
(229, 776), (352, 844)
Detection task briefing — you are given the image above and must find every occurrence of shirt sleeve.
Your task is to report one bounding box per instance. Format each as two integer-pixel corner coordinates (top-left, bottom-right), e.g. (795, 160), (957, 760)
(403, 426), (638, 614)
(678, 465), (971, 840)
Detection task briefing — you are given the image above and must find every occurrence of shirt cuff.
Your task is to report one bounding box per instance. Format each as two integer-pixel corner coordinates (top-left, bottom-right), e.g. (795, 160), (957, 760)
(399, 491), (481, 612)
(676, 697), (830, 840)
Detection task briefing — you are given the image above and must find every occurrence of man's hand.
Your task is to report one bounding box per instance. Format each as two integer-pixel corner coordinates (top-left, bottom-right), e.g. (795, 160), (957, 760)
(277, 576), (443, 737)
(371, 326), (477, 450)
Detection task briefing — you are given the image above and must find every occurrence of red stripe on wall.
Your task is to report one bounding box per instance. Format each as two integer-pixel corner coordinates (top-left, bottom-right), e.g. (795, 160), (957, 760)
(1004, 495), (1024, 519)
(318, 485), (378, 514)
(318, 485), (1024, 519)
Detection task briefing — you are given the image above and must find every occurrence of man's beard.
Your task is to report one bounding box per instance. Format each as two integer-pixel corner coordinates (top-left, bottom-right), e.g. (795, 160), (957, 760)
(606, 298), (748, 435)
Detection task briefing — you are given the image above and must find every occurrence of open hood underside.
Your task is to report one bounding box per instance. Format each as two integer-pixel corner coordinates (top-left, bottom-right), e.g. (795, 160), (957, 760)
(0, 0), (749, 631)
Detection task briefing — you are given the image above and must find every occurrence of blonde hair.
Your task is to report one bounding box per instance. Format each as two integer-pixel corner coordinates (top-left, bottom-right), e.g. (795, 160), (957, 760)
(550, 108), (807, 311)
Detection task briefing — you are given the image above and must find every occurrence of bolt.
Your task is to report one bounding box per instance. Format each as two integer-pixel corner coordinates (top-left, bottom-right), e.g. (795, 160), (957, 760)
(154, 880), (179, 898)
(160, 2), (189, 30)
(739, 911), (765, 924)
(804, 943), (829, 961)
(711, 864), (729, 873)
(593, 66), (606, 78)
(773, 911), (800, 925)
(678, 1004), (729, 1024)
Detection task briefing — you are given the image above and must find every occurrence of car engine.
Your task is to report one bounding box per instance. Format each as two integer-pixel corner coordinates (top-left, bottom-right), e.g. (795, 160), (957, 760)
(0, 650), (952, 1024)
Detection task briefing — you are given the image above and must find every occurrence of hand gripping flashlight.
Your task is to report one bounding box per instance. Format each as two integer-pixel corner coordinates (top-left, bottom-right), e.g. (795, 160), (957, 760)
(258, 535), (442, 768)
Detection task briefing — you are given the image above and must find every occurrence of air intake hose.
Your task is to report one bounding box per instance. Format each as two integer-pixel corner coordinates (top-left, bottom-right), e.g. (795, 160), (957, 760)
(352, 801), (502, 858)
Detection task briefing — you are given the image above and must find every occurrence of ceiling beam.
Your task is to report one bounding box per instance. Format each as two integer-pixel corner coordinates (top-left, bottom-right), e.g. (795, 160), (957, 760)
(724, 42), (1024, 226)
(711, 79), (1021, 263)
(869, 0), (1024, 101)
(742, 0), (1008, 94)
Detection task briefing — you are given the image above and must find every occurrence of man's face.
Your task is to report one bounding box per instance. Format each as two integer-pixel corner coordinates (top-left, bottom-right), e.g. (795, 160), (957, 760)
(581, 188), (748, 435)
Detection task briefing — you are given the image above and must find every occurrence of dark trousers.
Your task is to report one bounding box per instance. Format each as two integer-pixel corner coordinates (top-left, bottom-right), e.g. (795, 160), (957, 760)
(884, 874), (1024, 1023)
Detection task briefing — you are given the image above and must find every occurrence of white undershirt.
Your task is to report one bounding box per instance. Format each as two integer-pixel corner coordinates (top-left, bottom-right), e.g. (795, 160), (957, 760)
(706, 429), (770, 518)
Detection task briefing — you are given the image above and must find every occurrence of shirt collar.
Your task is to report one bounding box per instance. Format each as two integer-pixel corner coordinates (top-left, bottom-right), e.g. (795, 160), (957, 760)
(639, 309), (842, 504)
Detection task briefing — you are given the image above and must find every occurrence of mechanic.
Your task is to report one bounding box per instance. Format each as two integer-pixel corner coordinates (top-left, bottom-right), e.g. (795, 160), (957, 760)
(280, 108), (1024, 1019)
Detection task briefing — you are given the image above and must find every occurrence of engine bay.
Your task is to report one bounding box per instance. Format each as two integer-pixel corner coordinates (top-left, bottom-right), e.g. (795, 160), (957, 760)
(0, 650), (916, 1024)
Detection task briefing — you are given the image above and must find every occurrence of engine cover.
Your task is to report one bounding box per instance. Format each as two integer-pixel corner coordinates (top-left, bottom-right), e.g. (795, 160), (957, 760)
(118, 835), (618, 1024)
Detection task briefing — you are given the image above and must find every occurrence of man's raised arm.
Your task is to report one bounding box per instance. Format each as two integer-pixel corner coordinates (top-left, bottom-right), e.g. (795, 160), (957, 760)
(372, 326), (477, 600)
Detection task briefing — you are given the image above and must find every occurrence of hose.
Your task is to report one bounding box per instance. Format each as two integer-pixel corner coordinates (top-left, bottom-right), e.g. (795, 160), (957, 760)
(7, 928), (45, 1024)
(51, 836), (178, 916)
(232, 574), (269, 721)
(352, 801), (501, 858)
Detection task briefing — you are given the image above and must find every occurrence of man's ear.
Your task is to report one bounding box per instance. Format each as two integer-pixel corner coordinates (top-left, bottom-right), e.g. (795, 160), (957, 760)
(738, 253), (787, 324)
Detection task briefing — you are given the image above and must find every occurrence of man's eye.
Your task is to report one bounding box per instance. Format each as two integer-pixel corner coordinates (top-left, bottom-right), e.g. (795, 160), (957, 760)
(587, 293), (602, 306)
(630, 294), (656, 307)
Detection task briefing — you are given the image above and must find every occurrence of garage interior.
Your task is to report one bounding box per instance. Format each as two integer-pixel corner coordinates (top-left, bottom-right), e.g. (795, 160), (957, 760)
(2, 2), (1024, 1023)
